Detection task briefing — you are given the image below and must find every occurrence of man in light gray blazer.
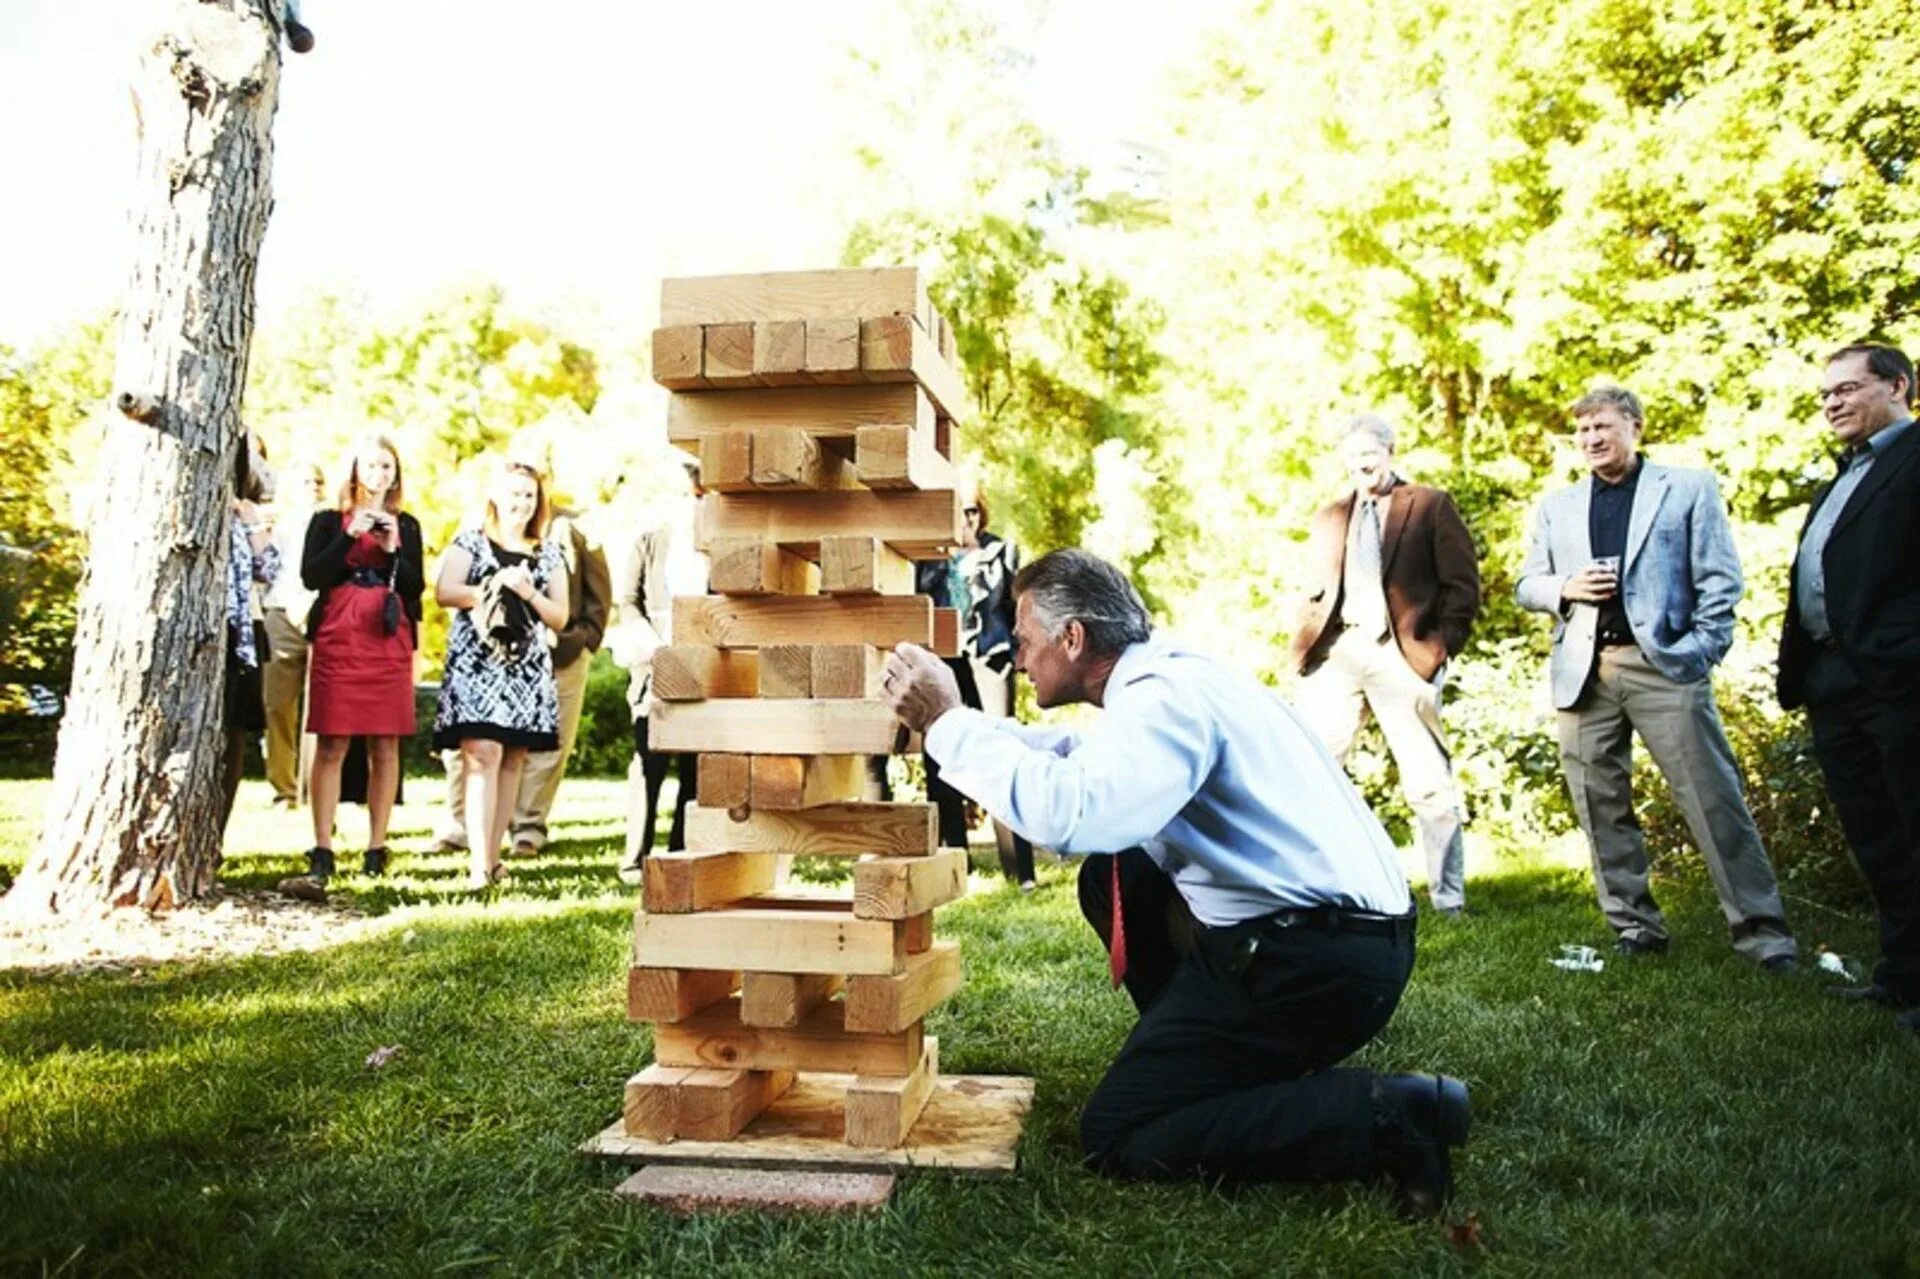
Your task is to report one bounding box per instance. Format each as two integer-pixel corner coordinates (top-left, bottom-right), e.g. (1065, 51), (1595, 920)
(1516, 385), (1797, 969)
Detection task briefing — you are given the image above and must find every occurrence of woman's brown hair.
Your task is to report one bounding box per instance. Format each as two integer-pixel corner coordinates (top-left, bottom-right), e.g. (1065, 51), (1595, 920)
(337, 434), (406, 514)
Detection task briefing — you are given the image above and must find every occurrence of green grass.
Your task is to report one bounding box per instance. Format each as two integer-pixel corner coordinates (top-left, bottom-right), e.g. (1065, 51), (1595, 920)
(2, 778), (1917, 1277)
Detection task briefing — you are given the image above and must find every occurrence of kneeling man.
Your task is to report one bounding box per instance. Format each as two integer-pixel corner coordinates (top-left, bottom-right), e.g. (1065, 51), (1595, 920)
(882, 548), (1468, 1218)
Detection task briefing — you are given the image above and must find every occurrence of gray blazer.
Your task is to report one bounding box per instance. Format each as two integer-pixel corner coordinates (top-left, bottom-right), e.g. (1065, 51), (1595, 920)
(1515, 462), (1744, 709)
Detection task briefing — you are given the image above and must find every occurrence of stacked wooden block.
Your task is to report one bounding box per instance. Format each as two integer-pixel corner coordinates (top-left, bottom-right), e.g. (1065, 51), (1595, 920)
(623, 267), (973, 1150)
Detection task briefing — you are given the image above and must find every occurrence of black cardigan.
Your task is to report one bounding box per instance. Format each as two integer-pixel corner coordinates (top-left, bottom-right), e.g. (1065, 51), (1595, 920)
(301, 509), (426, 639)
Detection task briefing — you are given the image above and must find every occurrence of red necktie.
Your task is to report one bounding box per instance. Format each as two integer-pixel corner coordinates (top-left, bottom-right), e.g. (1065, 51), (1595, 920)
(1108, 854), (1128, 988)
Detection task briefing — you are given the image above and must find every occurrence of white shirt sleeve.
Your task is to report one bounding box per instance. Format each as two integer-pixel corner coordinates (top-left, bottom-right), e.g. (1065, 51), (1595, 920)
(924, 677), (1217, 853)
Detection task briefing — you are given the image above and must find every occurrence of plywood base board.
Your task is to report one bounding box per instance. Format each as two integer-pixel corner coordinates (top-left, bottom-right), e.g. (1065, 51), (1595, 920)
(613, 1165), (896, 1215)
(583, 1073), (1033, 1175)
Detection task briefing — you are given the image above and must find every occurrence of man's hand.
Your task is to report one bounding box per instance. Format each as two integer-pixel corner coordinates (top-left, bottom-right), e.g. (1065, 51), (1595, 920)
(882, 643), (963, 735)
(1560, 565), (1620, 605)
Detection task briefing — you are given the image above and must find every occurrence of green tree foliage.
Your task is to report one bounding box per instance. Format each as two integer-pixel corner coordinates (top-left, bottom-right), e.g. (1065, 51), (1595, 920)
(0, 319), (114, 703)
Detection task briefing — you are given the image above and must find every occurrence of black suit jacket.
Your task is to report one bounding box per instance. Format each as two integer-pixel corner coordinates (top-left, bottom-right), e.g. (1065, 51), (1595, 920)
(1778, 420), (1920, 708)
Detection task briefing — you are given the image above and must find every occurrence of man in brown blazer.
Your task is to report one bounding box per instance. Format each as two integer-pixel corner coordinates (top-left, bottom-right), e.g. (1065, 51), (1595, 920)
(1292, 414), (1482, 914)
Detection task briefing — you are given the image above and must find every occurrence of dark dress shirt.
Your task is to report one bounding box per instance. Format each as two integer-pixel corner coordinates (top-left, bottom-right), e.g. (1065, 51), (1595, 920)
(1588, 457), (1642, 645)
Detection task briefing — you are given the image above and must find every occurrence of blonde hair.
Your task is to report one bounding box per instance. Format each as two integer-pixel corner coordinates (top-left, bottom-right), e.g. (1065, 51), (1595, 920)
(483, 460), (551, 544)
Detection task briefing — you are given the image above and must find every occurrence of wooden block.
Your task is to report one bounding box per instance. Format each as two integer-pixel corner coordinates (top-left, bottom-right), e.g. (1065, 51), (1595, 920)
(933, 608), (959, 657)
(935, 414), (952, 459)
(703, 323), (756, 382)
(651, 646), (760, 701)
(859, 315), (974, 423)
(853, 848), (968, 920)
(844, 940), (961, 1034)
(634, 906), (906, 976)
(756, 644), (814, 699)
(752, 319), (809, 386)
(700, 431), (753, 492)
(671, 595), (937, 649)
(751, 429), (857, 491)
(650, 700), (912, 755)
(698, 489), (963, 561)
(623, 1064), (692, 1139)
(612, 1165), (896, 1214)
(661, 268), (926, 327)
(675, 1067), (796, 1141)
(934, 306), (956, 361)
(811, 644), (885, 699)
(651, 326), (707, 389)
(686, 803), (937, 857)
(668, 384), (929, 449)
(697, 754), (751, 808)
(855, 424), (959, 492)
(584, 1073), (1034, 1176)
(740, 971), (844, 1028)
(750, 755), (875, 810)
(818, 536), (916, 596)
(644, 851), (781, 913)
(628, 967), (739, 1023)
(903, 912), (933, 954)
(846, 1037), (939, 1148)
(653, 995), (924, 1076)
(804, 317), (861, 382)
(708, 538), (820, 595)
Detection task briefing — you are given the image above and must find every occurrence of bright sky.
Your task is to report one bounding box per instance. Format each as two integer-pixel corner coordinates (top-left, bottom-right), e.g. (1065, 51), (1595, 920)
(0, 0), (1229, 351)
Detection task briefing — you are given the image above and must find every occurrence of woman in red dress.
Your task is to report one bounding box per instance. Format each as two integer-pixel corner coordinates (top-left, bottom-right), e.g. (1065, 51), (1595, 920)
(300, 435), (424, 881)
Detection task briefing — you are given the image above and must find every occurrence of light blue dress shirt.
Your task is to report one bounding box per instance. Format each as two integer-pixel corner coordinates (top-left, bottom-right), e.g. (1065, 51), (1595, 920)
(923, 636), (1412, 926)
(1795, 416), (1914, 641)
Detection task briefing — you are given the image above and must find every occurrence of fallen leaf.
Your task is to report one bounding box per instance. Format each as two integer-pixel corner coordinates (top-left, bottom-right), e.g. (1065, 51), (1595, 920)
(364, 1044), (403, 1071)
(1448, 1212), (1484, 1252)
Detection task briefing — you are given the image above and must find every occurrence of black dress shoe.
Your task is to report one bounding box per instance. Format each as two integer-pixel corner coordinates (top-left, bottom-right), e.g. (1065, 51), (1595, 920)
(286, 19), (315, 53)
(1612, 934), (1668, 957)
(1373, 1074), (1472, 1222)
(362, 846), (389, 877)
(307, 846), (336, 881)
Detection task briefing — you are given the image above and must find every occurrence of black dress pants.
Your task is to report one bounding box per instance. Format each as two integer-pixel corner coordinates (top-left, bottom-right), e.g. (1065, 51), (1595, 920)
(1806, 659), (1920, 1001)
(631, 715), (692, 858)
(1076, 851), (1414, 1184)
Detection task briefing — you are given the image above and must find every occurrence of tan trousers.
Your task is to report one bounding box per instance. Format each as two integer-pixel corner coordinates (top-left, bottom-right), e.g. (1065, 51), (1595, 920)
(1557, 645), (1796, 963)
(435, 651), (592, 851)
(1296, 629), (1466, 910)
(261, 608), (310, 804)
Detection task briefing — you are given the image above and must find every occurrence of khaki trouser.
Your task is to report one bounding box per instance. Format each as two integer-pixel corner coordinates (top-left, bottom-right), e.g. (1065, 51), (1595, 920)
(261, 608), (311, 804)
(1556, 645), (1796, 963)
(435, 652), (592, 851)
(1296, 628), (1467, 910)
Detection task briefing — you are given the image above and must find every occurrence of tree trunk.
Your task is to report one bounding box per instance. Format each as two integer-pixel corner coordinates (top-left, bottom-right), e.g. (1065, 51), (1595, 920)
(0, 0), (280, 920)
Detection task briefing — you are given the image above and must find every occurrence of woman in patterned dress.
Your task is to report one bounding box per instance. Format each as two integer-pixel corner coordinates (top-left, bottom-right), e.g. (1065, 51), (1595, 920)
(434, 460), (568, 888)
(303, 435), (424, 881)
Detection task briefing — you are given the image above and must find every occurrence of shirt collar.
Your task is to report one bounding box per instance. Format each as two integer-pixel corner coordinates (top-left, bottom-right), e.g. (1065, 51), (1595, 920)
(1592, 454), (1644, 493)
(1858, 415), (1914, 460)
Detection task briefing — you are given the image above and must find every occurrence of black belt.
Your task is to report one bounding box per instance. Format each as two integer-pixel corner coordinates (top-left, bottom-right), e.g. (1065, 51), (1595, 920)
(1260, 906), (1417, 940)
(1596, 631), (1637, 649)
(346, 567), (387, 587)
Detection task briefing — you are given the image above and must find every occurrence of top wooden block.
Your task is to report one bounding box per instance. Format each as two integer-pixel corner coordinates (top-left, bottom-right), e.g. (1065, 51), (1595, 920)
(661, 268), (931, 329)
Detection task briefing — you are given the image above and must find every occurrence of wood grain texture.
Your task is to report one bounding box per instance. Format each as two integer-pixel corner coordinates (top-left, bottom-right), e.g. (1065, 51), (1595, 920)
(633, 906), (906, 976)
(708, 538), (820, 595)
(749, 755), (876, 810)
(703, 322), (756, 382)
(649, 699), (913, 755)
(643, 851), (781, 913)
(697, 488), (962, 561)
(855, 423), (959, 492)
(684, 803), (937, 857)
(696, 754), (751, 808)
(845, 1036), (939, 1148)
(660, 268), (926, 327)
(818, 536), (916, 596)
(668, 384), (928, 448)
(652, 995), (923, 1076)
(651, 646), (760, 701)
(752, 319), (809, 386)
(670, 594), (938, 649)
(700, 430), (753, 491)
(739, 971), (844, 1028)
(853, 848), (968, 920)
(810, 643), (886, 699)
(843, 941), (962, 1034)
(755, 644), (814, 699)
(627, 967), (739, 1023)
(651, 326), (706, 389)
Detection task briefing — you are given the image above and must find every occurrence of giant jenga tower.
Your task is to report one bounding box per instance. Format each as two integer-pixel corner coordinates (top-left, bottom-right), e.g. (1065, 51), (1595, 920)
(608, 268), (1028, 1168)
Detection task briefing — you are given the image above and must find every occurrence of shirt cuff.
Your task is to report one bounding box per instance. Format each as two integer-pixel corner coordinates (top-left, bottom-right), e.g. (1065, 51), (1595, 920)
(924, 705), (991, 766)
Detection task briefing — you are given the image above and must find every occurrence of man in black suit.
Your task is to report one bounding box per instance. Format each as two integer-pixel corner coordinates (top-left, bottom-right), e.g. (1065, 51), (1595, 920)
(1779, 342), (1920, 1033)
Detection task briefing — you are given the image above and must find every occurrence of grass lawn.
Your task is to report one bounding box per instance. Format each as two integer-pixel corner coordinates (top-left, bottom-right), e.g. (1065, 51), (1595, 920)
(2, 777), (1916, 1276)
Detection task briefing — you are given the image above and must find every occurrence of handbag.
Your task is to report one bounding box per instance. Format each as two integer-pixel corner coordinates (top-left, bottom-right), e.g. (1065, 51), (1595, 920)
(381, 526), (402, 636)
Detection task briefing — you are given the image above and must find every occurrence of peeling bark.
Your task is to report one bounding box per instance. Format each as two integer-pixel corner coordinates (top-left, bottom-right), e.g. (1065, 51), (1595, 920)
(1, 0), (281, 921)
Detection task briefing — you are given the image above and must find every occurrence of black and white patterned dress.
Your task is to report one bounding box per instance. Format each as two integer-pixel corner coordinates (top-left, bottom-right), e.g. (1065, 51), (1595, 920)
(433, 529), (563, 752)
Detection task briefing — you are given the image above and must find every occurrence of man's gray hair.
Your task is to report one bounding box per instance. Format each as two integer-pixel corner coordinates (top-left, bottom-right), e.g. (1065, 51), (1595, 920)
(1011, 549), (1152, 657)
(1340, 413), (1396, 450)
(1572, 384), (1645, 424)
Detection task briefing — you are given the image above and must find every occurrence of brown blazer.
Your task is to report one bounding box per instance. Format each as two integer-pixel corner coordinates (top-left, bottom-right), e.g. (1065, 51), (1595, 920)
(1290, 479), (1481, 681)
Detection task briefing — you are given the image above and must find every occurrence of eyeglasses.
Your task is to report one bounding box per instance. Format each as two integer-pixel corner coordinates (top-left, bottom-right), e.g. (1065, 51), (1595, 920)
(962, 506), (982, 516)
(1820, 380), (1884, 402)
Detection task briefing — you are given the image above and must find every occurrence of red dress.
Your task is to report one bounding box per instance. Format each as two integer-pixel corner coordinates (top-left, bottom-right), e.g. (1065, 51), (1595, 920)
(306, 532), (417, 736)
